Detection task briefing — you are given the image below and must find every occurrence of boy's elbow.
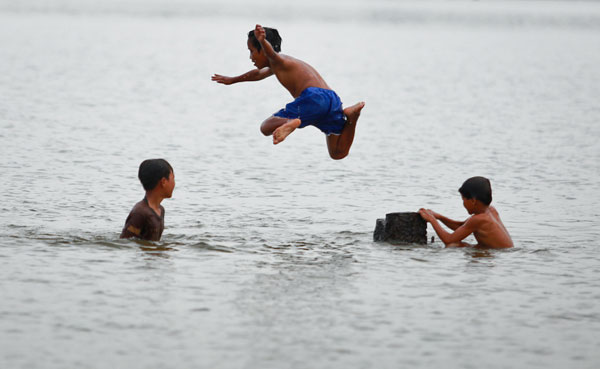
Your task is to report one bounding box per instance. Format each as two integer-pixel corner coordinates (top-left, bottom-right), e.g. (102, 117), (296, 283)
(439, 233), (461, 245)
(440, 237), (453, 246)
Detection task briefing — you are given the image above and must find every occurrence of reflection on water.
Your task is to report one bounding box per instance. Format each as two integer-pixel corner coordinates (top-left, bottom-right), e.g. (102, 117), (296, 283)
(138, 244), (176, 256)
(466, 248), (495, 259)
(1, 1), (600, 368)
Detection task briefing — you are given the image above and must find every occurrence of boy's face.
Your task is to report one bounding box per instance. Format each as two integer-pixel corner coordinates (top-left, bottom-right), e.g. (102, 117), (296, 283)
(161, 171), (175, 198)
(247, 39), (268, 69)
(462, 196), (476, 214)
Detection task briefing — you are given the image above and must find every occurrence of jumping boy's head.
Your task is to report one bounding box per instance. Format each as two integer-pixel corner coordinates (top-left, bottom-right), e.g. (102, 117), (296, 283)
(458, 176), (492, 214)
(247, 27), (281, 68)
(138, 159), (175, 199)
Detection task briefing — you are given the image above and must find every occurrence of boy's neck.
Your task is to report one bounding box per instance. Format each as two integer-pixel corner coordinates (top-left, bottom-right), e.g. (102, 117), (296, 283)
(145, 190), (164, 214)
(473, 203), (489, 215)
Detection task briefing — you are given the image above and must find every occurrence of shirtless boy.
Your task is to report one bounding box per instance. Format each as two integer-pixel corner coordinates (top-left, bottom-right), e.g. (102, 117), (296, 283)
(212, 24), (365, 160)
(418, 176), (513, 248)
(120, 159), (175, 241)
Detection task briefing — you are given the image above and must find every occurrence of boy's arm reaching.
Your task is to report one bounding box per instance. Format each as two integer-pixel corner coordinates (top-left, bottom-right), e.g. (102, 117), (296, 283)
(211, 67), (273, 85)
(419, 208), (477, 245)
(433, 211), (465, 230)
(254, 24), (284, 65)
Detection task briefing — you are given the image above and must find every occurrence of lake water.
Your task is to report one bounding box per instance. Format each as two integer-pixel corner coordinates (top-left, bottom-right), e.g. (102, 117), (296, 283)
(1, 1), (600, 368)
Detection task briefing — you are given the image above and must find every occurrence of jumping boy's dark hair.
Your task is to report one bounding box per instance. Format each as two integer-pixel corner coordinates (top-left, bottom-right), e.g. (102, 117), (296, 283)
(248, 27), (282, 53)
(138, 159), (173, 191)
(458, 176), (492, 206)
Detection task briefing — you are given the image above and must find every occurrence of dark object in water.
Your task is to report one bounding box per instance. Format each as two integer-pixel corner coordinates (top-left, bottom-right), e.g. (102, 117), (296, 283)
(373, 212), (427, 244)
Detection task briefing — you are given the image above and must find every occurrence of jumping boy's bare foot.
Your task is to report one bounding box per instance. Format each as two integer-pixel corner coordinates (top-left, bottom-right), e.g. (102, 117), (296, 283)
(273, 119), (301, 144)
(343, 102), (365, 125)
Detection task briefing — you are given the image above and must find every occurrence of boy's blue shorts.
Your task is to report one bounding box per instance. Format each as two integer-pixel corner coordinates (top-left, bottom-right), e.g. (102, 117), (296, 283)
(273, 87), (346, 135)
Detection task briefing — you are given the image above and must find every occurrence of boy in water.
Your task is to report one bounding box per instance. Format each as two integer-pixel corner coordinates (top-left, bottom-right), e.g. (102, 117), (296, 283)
(418, 176), (513, 248)
(212, 24), (365, 160)
(120, 159), (175, 241)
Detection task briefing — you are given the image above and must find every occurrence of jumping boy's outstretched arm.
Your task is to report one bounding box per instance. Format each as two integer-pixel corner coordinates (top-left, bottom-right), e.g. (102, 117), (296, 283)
(211, 24), (282, 85)
(419, 208), (478, 246)
(211, 67), (273, 85)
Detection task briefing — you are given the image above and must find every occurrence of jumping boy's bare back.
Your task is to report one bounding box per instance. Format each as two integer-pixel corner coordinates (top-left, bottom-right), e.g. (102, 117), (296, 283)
(212, 24), (365, 160)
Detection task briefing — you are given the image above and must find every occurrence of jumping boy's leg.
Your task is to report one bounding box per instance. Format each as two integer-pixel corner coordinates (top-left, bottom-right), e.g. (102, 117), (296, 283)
(326, 102), (365, 160)
(273, 119), (301, 144)
(260, 116), (288, 136)
(260, 116), (301, 145)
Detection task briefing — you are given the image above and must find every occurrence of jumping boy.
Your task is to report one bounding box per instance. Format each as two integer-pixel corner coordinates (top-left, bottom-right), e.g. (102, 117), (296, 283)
(212, 24), (365, 160)
(418, 176), (513, 248)
(120, 159), (175, 241)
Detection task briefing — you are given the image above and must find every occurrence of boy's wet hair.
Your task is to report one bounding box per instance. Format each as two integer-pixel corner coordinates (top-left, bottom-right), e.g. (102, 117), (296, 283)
(459, 176), (492, 206)
(138, 159), (173, 191)
(248, 27), (282, 53)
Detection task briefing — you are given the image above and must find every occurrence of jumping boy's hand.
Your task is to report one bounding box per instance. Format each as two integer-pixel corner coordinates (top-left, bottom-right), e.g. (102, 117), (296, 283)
(254, 24), (266, 43)
(418, 208), (436, 222)
(211, 74), (234, 85)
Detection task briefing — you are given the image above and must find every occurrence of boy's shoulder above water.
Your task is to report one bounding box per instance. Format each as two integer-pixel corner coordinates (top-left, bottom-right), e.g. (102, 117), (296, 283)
(120, 198), (165, 242)
(466, 206), (513, 249)
(130, 198), (165, 219)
